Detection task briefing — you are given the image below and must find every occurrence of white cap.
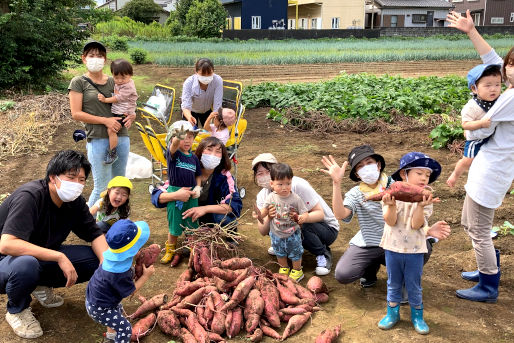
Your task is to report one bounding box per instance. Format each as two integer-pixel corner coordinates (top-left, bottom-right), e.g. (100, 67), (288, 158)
(251, 153), (278, 169)
(170, 120), (199, 133)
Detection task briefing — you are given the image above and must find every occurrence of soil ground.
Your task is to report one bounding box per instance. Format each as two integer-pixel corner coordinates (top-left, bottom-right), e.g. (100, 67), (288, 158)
(0, 61), (513, 343)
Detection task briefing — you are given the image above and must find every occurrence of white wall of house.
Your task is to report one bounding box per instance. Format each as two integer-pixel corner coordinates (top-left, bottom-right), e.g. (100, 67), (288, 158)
(380, 8), (450, 27)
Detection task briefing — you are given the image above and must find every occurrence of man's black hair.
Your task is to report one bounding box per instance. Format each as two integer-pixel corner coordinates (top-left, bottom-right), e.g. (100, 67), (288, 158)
(45, 150), (91, 181)
(270, 163), (293, 181)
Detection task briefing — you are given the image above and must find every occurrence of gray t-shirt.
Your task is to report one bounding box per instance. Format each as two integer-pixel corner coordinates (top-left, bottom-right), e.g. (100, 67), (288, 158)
(263, 192), (308, 239)
(68, 76), (128, 140)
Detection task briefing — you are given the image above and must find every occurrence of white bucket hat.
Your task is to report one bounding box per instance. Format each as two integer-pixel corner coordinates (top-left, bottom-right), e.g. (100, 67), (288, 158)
(251, 153), (278, 169)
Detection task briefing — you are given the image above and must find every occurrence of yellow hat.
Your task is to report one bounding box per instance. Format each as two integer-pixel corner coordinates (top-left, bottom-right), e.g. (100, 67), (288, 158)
(107, 176), (133, 191)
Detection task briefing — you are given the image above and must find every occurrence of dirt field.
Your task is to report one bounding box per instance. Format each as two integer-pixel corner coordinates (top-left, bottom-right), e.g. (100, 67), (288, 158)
(0, 61), (513, 343)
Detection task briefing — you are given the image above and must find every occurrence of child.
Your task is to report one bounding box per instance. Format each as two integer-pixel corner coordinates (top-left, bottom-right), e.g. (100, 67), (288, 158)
(378, 152), (441, 335)
(86, 219), (154, 343)
(161, 120), (202, 264)
(89, 176), (132, 233)
(260, 163), (310, 282)
(98, 59), (138, 165)
(446, 64), (502, 188)
(204, 107), (236, 145)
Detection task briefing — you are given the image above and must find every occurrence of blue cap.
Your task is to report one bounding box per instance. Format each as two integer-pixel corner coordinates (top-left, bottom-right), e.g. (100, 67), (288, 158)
(72, 129), (86, 142)
(467, 64), (501, 89)
(391, 152), (441, 184)
(102, 220), (150, 273)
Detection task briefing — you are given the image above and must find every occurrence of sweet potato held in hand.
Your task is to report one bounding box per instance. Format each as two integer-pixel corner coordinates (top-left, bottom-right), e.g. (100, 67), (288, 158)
(365, 181), (433, 203)
(134, 243), (161, 280)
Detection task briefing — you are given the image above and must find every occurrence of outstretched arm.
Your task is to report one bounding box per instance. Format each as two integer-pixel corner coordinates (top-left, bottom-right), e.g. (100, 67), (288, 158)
(321, 155), (352, 220)
(446, 10), (492, 56)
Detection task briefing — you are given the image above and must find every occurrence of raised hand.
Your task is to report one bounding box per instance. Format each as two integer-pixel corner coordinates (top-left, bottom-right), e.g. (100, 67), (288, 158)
(447, 9), (474, 33)
(321, 155), (348, 184)
(419, 194), (440, 207)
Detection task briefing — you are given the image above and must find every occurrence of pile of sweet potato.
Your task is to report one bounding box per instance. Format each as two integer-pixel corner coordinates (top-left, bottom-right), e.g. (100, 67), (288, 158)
(127, 244), (339, 342)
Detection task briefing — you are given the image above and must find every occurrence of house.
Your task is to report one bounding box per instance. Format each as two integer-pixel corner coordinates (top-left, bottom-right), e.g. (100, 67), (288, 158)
(221, 0), (288, 30)
(96, 0), (176, 25)
(365, 0), (454, 28)
(450, 0), (514, 26)
(287, 0), (365, 30)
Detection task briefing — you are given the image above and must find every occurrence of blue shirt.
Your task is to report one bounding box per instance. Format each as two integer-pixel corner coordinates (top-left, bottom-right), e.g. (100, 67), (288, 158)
(86, 265), (135, 308)
(166, 150), (202, 188)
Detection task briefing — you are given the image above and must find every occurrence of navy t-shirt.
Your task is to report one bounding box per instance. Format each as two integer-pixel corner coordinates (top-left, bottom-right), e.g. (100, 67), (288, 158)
(86, 265), (135, 308)
(166, 149), (201, 188)
(0, 180), (102, 256)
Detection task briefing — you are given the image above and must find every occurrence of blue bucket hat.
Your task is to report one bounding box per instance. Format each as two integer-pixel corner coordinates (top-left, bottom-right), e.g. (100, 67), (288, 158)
(102, 220), (150, 273)
(467, 64), (501, 89)
(391, 152), (441, 184)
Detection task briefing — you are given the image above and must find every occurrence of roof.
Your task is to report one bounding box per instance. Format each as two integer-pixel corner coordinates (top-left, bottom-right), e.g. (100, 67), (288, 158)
(220, 0), (241, 4)
(375, 0), (453, 9)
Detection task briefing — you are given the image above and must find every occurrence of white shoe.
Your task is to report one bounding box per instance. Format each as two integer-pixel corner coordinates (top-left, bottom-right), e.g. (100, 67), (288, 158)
(267, 246), (276, 256)
(31, 286), (64, 308)
(5, 307), (43, 339)
(315, 254), (330, 276)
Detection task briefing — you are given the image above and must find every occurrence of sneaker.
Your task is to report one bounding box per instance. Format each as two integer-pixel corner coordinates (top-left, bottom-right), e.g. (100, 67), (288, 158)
(359, 276), (377, 288)
(104, 148), (118, 165)
(268, 246), (276, 256)
(104, 331), (116, 341)
(5, 308), (43, 339)
(289, 269), (304, 282)
(315, 251), (332, 276)
(279, 267), (290, 275)
(31, 286), (64, 308)
(427, 236), (439, 245)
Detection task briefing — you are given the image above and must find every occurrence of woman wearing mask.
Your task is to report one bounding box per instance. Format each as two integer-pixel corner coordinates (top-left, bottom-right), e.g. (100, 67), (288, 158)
(152, 137), (242, 229)
(69, 41), (135, 207)
(252, 153), (339, 276)
(181, 58), (223, 128)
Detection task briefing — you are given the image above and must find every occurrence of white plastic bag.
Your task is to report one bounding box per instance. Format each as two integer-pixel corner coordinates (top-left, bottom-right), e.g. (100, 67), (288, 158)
(144, 89), (167, 121)
(125, 152), (152, 179)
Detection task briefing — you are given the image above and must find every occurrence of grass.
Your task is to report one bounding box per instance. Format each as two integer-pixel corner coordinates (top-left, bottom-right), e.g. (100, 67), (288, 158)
(102, 36), (514, 66)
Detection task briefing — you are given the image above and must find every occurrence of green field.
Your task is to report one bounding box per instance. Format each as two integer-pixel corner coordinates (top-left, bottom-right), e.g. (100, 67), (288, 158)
(111, 36), (513, 66)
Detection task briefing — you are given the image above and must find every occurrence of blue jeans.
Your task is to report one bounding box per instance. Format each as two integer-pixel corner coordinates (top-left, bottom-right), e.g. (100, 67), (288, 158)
(270, 230), (304, 262)
(87, 136), (130, 207)
(0, 245), (99, 313)
(385, 250), (424, 308)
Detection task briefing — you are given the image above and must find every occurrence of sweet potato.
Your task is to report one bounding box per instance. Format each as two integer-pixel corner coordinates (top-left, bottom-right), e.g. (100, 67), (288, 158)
(224, 310), (233, 336)
(204, 295), (215, 322)
(193, 247), (202, 274)
(279, 312), (292, 323)
(220, 257), (252, 269)
(279, 307), (308, 315)
(176, 286), (216, 309)
(259, 281), (281, 328)
(245, 289), (265, 333)
(295, 283), (316, 300)
(273, 273), (289, 282)
(227, 307), (243, 338)
(247, 328), (263, 342)
(128, 293), (168, 319)
(276, 282), (300, 305)
(185, 313), (208, 343)
(180, 327), (198, 343)
(134, 243), (161, 281)
(222, 275), (256, 311)
(170, 251), (183, 267)
(315, 324), (342, 343)
(210, 267), (242, 282)
(365, 181), (433, 203)
(156, 310), (181, 337)
(131, 312), (156, 341)
(260, 325), (281, 340)
(280, 278), (299, 296)
(171, 306), (194, 317)
(198, 246), (213, 277)
(177, 268), (194, 285)
(161, 294), (182, 311)
(196, 303), (207, 329)
(175, 279), (209, 296)
(210, 291), (226, 335)
(281, 312), (312, 340)
(207, 332), (225, 342)
(225, 268), (250, 289)
(306, 276), (329, 294)
(315, 293), (329, 304)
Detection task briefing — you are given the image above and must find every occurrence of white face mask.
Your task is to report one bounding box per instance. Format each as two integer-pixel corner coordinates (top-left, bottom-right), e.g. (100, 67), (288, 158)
(198, 75), (213, 85)
(357, 163), (380, 185)
(85, 57), (105, 72)
(256, 175), (271, 189)
(54, 176), (84, 202)
(201, 153), (221, 170)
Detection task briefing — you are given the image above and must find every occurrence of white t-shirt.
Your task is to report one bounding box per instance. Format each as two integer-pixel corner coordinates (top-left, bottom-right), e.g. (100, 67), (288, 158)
(461, 99), (486, 140)
(256, 176), (340, 231)
(464, 49), (514, 209)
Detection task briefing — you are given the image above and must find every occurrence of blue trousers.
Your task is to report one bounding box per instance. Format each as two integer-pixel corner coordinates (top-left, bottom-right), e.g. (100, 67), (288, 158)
(385, 250), (424, 308)
(0, 245), (99, 313)
(86, 299), (132, 343)
(87, 136), (130, 207)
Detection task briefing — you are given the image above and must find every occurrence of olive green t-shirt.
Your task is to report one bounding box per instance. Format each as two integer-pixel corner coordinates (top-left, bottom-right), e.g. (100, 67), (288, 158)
(68, 75), (128, 140)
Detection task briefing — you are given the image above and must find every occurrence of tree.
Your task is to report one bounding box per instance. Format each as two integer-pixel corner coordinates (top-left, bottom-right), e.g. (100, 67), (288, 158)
(165, 0), (194, 36)
(0, 0), (94, 89)
(119, 0), (162, 24)
(184, 0), (226, 38)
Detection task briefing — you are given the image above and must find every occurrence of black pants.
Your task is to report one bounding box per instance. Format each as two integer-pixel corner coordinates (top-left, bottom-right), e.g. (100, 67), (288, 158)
(185, 110), (212, 128)
(301, 221), (338, 256)
(334, 240), (433, 284)
(0, 245), (99, 313)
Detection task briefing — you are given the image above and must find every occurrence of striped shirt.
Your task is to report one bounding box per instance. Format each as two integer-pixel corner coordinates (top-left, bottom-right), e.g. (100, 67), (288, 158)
(111, 79), (138, 115)
(181, 74), (223, 113)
